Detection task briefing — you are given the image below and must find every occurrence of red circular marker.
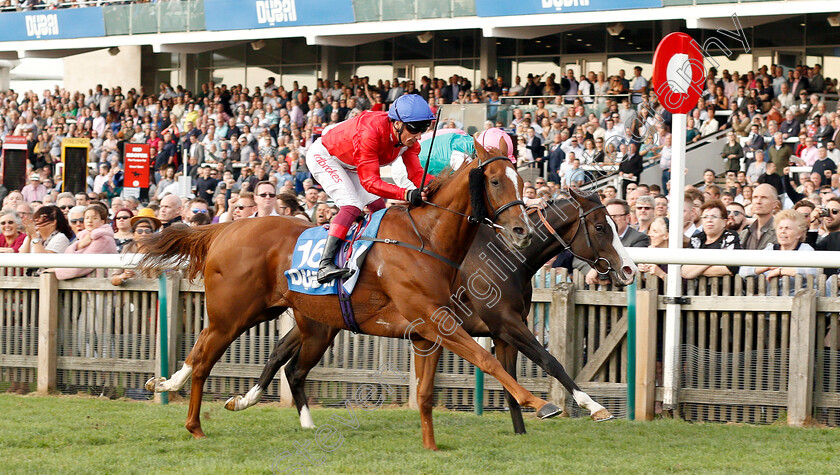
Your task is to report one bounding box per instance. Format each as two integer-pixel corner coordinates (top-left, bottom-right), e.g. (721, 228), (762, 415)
(652, 32), (706, 115)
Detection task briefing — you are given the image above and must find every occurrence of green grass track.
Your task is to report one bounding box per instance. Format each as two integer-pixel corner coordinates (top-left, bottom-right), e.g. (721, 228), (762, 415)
(2, 394), (839, 474)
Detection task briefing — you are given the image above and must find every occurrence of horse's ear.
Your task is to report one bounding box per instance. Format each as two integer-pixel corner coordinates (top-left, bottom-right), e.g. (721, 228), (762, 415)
(568, 186), (583, 202)
(474, 137), (487, 161)
(497, 136), (509, 160)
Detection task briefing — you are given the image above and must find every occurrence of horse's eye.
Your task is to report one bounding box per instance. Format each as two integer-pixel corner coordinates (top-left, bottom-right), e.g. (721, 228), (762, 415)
(490, 179), (500, 187)
(595, 224), (605, 233)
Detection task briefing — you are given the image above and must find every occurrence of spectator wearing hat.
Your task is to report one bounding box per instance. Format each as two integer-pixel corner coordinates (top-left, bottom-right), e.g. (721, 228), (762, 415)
(21, 173), (47, 203)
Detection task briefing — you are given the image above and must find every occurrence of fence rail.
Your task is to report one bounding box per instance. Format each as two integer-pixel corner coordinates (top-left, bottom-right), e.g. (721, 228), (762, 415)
(2, 264), (840, 425)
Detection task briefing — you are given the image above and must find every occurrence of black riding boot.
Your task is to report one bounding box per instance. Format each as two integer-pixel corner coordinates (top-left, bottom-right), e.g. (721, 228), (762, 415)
(317, 235), (354, 284)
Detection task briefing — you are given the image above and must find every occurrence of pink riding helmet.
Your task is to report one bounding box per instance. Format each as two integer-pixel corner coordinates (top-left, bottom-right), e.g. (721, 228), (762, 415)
(476, 128), (516, 163)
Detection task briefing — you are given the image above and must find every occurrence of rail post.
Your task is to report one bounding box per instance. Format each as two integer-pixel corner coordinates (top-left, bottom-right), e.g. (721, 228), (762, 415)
(635, 287), (658, 420)
(154, 273), (180, 404)
(37, 271), (59, 395)
(549, 283), (576, 413)
(787, 289), (817, 426)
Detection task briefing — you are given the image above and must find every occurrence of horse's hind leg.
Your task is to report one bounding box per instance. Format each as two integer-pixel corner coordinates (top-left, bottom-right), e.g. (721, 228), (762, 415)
(225, 325), (303, 412)
(284, 320), (340, 429)
(493, 338), (527, 434)
(414, 340), (443, 451)
(184, 324), (241, 438)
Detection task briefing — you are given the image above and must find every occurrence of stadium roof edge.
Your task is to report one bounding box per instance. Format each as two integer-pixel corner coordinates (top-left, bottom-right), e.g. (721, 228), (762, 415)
(0, 0), (836, 55)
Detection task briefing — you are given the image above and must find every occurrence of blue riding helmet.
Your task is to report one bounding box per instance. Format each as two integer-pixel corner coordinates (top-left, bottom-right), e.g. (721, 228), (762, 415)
(388, 95), (435, 133)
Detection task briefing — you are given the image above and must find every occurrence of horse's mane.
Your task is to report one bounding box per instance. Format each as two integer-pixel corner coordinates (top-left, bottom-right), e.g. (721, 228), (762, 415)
(424, 166), (456, 199)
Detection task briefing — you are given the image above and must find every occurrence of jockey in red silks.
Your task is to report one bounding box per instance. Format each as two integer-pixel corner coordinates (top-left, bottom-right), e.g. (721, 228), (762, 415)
(306, 94), (435, 283)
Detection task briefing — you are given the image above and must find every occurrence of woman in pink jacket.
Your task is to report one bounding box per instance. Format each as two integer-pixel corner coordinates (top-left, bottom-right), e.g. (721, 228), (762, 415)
(55, 203), (118, 281)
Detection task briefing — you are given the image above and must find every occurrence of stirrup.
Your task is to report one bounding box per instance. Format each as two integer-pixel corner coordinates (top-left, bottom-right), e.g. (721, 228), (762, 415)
(317, 264), (354, 284)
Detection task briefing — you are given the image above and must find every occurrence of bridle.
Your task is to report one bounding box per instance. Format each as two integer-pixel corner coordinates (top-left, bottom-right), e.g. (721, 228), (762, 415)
(531, 199), (613, 275)
(423, 155), (526, 230)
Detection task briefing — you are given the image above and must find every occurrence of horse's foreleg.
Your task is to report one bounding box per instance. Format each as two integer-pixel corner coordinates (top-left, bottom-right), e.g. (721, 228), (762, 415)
(408, 318), (558, 418)
(145, 363), (193, 393)
(499, 319), (612, 421)
(225, 326), (303, 412)
(285, 323), (340, 429)
(493, 338), (527, 434)
(184, 326), (239, 438)
(413, 340), (443, 450)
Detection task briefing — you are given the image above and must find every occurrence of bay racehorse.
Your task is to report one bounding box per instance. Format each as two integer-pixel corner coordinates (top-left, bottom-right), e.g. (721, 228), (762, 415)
(225, 190), (636, 449)
(138, 141), (565, 440)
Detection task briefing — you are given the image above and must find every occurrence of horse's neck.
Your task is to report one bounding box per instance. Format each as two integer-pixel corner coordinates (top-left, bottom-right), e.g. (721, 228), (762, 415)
(417, 178), (477, 265)
(526, 201), (579, 272)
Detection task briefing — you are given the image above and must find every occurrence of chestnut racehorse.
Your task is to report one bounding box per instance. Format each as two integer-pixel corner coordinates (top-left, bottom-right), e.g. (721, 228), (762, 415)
(226, 191), (637, 450)
(139, 142), (564, 440)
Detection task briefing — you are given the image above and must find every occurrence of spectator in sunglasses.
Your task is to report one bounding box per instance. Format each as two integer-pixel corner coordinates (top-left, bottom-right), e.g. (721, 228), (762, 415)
(253, 181), (280, 217)
(807, 196), (840, 275)
(233, 192), (257, 221)
(67, 205), (87, 238)
(182, 197), (210, 222)
(112, 208), (135, 253)
(55, 192), (76, 218)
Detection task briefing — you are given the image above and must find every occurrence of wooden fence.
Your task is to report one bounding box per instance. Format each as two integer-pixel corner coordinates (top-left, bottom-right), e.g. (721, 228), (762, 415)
(2, 268), (840, 426)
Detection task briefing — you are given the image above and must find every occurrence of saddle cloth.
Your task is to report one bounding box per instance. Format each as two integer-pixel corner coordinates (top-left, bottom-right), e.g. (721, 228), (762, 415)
(285, 209), (387, 295)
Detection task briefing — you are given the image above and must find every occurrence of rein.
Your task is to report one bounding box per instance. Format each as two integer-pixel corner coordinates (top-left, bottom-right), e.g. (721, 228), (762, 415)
(358, 207), (462, 269)
(530, 200), (613, 274)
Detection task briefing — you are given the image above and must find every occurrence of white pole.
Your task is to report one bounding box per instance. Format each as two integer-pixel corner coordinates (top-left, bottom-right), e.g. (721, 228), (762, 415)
(662, 112), (686, 412)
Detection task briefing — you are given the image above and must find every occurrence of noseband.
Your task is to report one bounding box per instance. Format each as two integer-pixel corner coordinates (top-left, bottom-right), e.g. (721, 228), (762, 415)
(533, 201), (613, 275)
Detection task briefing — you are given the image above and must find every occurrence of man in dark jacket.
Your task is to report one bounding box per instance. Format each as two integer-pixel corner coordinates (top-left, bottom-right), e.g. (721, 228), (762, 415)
(619, 142), (643, 197)
(806, 196), (840, 275)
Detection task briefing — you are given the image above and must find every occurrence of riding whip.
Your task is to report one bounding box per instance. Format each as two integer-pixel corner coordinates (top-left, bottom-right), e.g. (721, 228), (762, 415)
(419, 105), (442, 193)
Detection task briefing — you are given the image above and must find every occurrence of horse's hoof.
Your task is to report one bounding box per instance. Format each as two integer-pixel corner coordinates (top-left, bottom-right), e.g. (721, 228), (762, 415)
(145, 376), (165, 392)
(537, 403), (563, 420)
(591, 408), (615, 422)
(224, 396), (240, 411)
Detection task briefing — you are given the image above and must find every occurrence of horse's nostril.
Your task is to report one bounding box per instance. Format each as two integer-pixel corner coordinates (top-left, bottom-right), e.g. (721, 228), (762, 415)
(623, 266), (634, 276)
(513, 227), (526, 237)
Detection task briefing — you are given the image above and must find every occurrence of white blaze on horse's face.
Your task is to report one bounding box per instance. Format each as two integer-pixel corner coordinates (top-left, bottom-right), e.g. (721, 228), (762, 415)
(506, 166), (532, 232)
(605, 215), (637, 285)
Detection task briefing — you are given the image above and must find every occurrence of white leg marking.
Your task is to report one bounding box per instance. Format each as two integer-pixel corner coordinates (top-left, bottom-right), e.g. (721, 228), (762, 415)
(240, 385), (264, 410)
(573, 389), (605, 414)
(148, 364), (193, 392)
(300, 405), (315, 429)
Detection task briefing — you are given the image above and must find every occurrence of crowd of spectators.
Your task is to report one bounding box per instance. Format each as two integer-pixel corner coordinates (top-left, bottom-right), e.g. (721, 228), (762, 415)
(1, 0), (141, 12)
(0, 60), (835, 287)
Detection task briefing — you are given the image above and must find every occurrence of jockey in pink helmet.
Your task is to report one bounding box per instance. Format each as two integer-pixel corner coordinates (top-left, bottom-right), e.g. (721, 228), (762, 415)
(306, 94), (435, 283)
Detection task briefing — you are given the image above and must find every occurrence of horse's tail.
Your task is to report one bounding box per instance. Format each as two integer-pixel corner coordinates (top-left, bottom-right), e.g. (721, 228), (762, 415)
(137, 223), (230, 281)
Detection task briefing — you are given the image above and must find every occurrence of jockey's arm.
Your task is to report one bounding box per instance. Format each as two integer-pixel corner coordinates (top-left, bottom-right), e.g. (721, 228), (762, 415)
(354, 134), (408, 201)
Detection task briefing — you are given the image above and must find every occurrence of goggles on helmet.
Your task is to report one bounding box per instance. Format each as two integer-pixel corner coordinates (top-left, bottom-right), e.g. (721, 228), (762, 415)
(403, 120), (432, 134)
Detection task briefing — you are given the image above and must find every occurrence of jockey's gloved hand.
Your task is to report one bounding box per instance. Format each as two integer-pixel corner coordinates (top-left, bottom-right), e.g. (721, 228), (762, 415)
(405, 188), (423, 207)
